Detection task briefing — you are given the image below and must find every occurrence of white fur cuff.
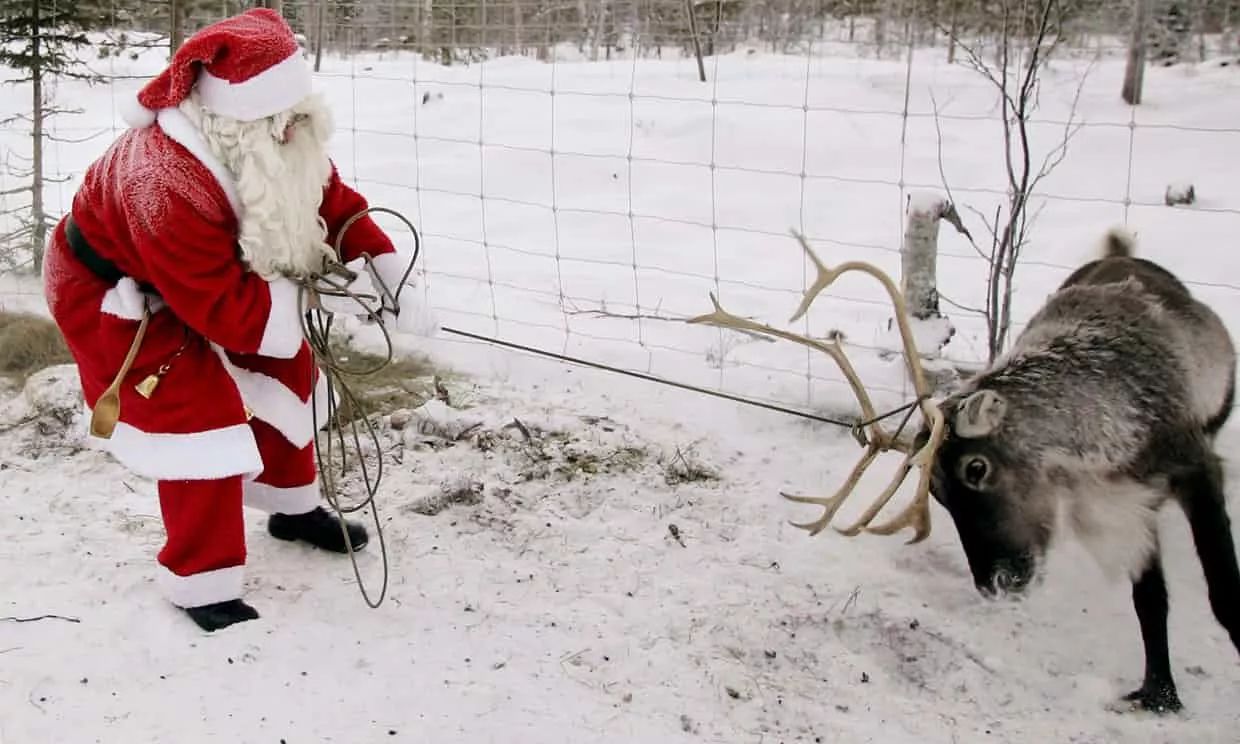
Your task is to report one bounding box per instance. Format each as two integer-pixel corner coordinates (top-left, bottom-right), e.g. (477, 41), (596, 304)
(258, 277), (304, 358)
(368, 252), (438, 336)
(101, 422), (264, 481)
(383, 290), (440, 337)
(100, 277), (165, 321)
(368, 252), (411, 304)
(158, 565), (244, 609)
(243, 480), (320, 515)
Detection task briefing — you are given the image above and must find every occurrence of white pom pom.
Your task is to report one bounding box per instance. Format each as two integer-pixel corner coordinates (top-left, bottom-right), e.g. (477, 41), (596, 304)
(119, 93), (157, 129)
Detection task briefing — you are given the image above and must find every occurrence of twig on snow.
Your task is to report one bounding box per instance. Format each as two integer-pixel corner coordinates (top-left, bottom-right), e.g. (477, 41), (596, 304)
(923, 627), (997, 675)
(505, 417), (533, 441)
(1, 614), (81, 624)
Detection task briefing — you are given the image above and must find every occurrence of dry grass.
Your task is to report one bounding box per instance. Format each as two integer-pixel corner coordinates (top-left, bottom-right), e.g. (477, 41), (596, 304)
(0, 311), (447, 421)
(0, 310), (72, 385)
(326, 337), (447, 422)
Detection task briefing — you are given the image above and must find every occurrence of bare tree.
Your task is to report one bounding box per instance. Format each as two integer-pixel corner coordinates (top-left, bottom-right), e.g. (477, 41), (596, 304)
(0, 0), (108, 274)
(935, 0), (1087, 363)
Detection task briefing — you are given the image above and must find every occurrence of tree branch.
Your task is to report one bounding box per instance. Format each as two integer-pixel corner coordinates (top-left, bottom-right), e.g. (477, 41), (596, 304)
(565, 298), (778, 343)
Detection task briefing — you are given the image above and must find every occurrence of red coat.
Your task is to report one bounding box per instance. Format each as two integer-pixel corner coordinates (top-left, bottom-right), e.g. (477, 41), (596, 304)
(42, 106), (408, 482)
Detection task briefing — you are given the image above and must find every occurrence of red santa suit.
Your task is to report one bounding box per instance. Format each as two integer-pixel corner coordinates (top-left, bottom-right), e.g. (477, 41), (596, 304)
(41, 9), (419, 611)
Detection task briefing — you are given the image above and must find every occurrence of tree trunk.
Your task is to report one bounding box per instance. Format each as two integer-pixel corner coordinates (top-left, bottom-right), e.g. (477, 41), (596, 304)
(590, 0), (608, 61)
(1195, 0), (1207, 62)
(30, 0), (46, 275)
(874, 10), (886, 58)
(947, 2), (958, 63)
(1122, 0), (1151, 104)
(420, 0), (434, 59)
(901, 192), (947, 321)
(684, 0), (707, 81)
(512, 0), (523, 56)
(313, 0), (326, 71)
(170, 0), (184, 52)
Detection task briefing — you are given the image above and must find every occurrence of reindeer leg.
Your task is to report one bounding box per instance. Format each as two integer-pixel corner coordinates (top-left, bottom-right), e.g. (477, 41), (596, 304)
(1176, 456), (1240, 655)
(1121, 550), (1183, 714)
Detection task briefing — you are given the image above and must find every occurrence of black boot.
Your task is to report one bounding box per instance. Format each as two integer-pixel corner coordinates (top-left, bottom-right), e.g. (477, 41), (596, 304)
(183, 599), (259, 632)
(267, 506), (369, 554)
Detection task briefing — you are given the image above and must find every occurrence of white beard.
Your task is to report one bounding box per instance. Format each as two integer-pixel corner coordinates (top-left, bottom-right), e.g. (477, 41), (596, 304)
(183, 91), (337, 279)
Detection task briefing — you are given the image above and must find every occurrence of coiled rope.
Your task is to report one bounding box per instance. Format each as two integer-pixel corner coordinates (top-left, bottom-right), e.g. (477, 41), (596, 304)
(294, 207), (420, 609)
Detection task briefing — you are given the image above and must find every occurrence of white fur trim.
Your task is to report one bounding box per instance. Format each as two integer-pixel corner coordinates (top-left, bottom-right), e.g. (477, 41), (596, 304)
(99, 421), (263, 481)
(244, 480), (320, 515)
(198, 50), (313, 123)
(368, 252), (412, 303)
(120, 92), (157, 129)
(154, 107), (242, 216)
(257, 277), (304, 359)
(158, 565), (245, 609)
(368, 252), (440, 337)
(100, 277), (166, 321)
(214, 348), (331, 449)
(382, 292), (439, 336)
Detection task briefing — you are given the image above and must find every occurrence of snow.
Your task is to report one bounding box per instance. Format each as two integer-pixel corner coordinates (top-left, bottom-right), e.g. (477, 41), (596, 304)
(4, 34), (1240, 743)
(906, 190), (949, 216)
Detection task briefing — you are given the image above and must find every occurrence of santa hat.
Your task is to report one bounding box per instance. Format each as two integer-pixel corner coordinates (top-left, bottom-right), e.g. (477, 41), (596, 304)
(121, 8), (312, 129)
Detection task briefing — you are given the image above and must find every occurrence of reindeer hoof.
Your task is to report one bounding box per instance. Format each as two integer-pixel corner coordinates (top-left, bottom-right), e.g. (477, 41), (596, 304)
(1119, 684), (1183, 715)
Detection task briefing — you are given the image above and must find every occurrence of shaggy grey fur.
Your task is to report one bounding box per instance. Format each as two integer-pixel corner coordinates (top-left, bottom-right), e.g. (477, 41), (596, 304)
(921, 227), (1240, 713)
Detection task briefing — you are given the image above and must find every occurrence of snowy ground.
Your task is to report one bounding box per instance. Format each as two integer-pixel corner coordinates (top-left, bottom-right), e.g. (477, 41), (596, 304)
(3, 33), (1240, 744)
(3, 346), (1240, 743)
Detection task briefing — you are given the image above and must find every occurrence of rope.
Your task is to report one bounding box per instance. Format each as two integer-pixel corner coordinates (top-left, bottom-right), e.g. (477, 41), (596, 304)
(846, 394), (930, 447)
(440, 326), (927, 432)
(293, 207), (421, 610)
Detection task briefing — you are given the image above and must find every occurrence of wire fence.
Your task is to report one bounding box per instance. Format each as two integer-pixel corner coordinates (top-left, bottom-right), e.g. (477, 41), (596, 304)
(2, 0), (1240, 418)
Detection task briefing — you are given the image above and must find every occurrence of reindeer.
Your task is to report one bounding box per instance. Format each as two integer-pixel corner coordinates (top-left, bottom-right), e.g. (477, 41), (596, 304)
(689, 228), (1240, 714)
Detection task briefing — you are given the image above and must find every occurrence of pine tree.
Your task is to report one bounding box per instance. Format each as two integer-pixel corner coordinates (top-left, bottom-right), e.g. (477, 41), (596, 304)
(0, 0), (110, 274)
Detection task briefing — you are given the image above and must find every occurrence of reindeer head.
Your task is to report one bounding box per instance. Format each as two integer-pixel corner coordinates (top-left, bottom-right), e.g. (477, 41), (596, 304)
(915, 388), (1053, 597)
(688, 230), (1050, 599)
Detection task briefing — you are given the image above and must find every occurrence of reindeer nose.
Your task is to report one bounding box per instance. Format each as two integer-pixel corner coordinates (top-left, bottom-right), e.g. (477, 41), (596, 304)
(993, 570), (1019, 592)
(991, 563), (1032, 595)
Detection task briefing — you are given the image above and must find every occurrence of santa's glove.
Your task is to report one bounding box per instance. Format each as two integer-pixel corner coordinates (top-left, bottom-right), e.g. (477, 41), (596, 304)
(379, 288), (440, 337)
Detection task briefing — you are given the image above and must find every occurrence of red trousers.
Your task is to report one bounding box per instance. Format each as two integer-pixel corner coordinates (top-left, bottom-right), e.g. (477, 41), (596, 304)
(155, 418), (320, 608)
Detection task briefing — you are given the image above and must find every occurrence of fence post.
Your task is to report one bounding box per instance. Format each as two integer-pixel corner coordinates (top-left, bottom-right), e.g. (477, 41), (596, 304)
(901, 191), (949, 322)
(895, 191), (964, 374)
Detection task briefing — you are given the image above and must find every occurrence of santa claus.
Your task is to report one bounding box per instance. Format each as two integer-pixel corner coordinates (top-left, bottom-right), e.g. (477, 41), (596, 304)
(41, 9), (433, 631)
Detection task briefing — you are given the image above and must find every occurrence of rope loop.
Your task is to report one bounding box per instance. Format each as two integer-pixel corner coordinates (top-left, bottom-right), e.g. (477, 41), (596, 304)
(293, 207), (422, 609)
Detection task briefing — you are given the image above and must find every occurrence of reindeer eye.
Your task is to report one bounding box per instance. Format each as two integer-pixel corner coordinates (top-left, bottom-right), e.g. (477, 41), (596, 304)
(961, 455), (990, 488)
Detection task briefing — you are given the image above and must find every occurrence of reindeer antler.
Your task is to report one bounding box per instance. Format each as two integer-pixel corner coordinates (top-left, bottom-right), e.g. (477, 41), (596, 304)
(687, 230), (946, 544)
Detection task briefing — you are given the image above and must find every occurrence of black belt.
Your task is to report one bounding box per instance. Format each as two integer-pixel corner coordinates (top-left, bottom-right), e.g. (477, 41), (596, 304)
(65, 215), (159, 296)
